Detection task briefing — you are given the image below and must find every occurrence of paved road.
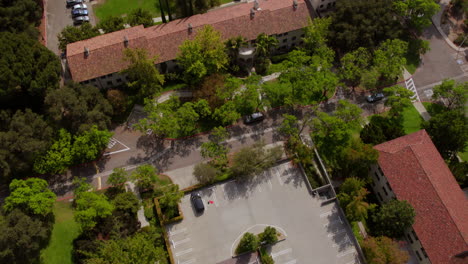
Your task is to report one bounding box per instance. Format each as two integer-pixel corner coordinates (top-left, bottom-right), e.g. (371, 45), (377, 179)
(412, 24), (468, 101)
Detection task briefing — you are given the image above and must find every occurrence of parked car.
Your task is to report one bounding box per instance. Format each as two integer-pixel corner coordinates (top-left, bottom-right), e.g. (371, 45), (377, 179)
(72, 8), (88, 18)
(66, 0), (83, 7)
(72, 3), (87, 10)
(190, 193), (205, 213)
(243, 112), (265, 124)
(366, 93), (385, 103)
(73, 16), (90, 25)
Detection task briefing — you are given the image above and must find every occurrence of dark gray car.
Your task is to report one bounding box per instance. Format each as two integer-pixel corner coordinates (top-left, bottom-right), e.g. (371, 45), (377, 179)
(66, 0), (83, 8)
(73, 15), (90, 25)
(243, 112), (265, 124)
(366, 93), (385, 103)
(190, 193), (205, 213)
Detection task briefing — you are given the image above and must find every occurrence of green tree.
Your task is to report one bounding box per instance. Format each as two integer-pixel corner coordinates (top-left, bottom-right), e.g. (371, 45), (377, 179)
(177, 25), (228, 84)
(340, 139), (379, 179)
(0, 109), (53, 179)
(373, 39), (408, 81)
(74, 191), (114, 231)
(345, 188), (373, 222)
(0, 209), (52, 264)
(193, 162), (219, 184)
(337, 177), (367, 209)
(303, 17), (332, 55)
(360, 115), (405, 145)
(126, 8), (154, 27)
(393, 0), (439, 32)
(213, 101), (241, 125)
(57, 23), (100, 50)
(0, 0), (43, 33)
(106, 89), (129, 118)
(194, 74), (226, 109)
(279, 114), (300, 138)
(262, 80), (292, 108)
(372, 200), (415, 238)
(121, 48), (165, 99)
(422, 110), (468, 159)
(158, 184), (184, 219)
(231, 141), (282, 178)
(85, 232), (168, 264)
(361, 236), (409, 264)
(0, 32), (61, 111)
(259, 226), (278, 245)
(33, 129), (74, 175)
(200, 126), (229, 168)
(97, 16), (126, 33)
(233, 84), (262, 115)
(340, 47), (371, 89)
(72, 126), (112, 164)
(330, 0), (403, 52)
(431, 79), (468, 111)
(108, 168), (129, 188)
(3, 178), (56, 216)
(45, 82), (113, 134)
(383, 85), (414, 118)
(254, 33), (278, 74)
(225, 36), (247, 72)
(236, 232), (258, 254)
(112, 192), (140, 216)
(130, 164), (159, 190)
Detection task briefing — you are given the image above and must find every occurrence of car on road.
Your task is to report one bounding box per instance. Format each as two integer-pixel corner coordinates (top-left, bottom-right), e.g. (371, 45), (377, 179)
(72, 8), (88, 18)
(66, 0), (83, 7)
(243, 112), (265, 124)
(72, 3), (87, 10)
(73, 16), (90, 25)
(190, 193), (205, 213)
(366, 93), (385, 103)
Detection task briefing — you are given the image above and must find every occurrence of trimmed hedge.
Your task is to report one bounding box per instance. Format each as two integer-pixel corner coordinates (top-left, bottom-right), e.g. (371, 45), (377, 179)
(154, 198), (176, 264)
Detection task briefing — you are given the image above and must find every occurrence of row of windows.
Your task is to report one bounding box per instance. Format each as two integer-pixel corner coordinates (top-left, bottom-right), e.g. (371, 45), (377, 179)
(319, 2), (336, 9)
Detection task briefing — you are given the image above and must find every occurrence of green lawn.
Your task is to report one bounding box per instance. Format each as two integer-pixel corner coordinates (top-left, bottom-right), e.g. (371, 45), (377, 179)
(41, 202), (80, 264)
(402, 104), (423, 134)
(94, 0), (161, 21)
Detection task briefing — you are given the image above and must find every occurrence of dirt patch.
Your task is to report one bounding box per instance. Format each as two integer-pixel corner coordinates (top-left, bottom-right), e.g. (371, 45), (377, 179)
(441, 4), (467, 45)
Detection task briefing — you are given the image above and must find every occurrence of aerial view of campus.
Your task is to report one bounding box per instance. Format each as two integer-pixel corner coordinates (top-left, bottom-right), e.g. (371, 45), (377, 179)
(0, 0), (467, 263)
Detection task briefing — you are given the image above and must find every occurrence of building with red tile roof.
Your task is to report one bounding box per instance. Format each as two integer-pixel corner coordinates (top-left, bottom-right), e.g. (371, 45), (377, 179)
(370, 129), (468, 264)
(66, 0), (314, 88)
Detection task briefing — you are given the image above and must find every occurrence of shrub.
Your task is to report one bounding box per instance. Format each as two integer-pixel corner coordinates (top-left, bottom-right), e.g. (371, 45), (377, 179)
(454, 33), (468, 47)
(260, 253), (275, 264)
(259, 226), (278, 245)
(235, 232), (258, 254)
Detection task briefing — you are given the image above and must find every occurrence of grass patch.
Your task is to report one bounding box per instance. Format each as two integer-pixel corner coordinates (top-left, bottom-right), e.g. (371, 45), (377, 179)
(41, 202), (79, 264)
(402, 104), (423, 134)
(459, 148), (468, 162)
(94, 0), (161, 21)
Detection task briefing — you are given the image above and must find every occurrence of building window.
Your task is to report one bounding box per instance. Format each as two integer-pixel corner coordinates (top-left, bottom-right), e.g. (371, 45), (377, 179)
(299, 41), (304, 45)
(278, 33), (283, 37)
(407, 234), (414, 244)
(100, 75), (106, 79)
(107, 81), (113, 86)
(374, 172), (380, 181)
(292, 36), (296, 41)
(332, 1), (336, 6)
(319, 4), (323, 8)
(301, 34), (305, 38)
(116, 78), (122, 83)
(386, 182), (392, 191)
(382, 186), (388, 196)
(280, 46), (286, 50)
(107, 73), (113, 78)
(83, 80), (89, 84)
(412, 230), (419, 241)
(283, 39), (287, 43)
(415, 250), (422, 261)
(377, 166), (384, 176)
(421, 248), (428, 258)
(284, 32), (288, 36)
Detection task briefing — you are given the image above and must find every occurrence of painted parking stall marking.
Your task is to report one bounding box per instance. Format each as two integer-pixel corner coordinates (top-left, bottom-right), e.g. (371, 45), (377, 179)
(172, 238), (191, 248)
(272, 248), (292, 259)
(178, 258), (196, 264)
(175, 248), (193, 257)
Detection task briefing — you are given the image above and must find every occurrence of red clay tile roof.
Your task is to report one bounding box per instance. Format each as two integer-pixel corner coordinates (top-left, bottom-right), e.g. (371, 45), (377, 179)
(374, 130), (468, 264)
(66, 0), (312, 83)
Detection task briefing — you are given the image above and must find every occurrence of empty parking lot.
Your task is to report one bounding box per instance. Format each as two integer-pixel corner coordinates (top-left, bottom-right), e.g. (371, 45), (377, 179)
(166, 161), (362, 264)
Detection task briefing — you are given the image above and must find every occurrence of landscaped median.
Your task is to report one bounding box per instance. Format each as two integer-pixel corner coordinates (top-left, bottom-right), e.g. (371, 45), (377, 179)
(233, 226), (286, 259)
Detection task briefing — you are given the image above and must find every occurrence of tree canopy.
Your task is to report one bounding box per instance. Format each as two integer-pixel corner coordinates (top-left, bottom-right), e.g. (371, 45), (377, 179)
(231, 141), (282, 179)
(57, 23), (100, 51)
(431, 79), (468, 111)
(74, 191), (114, 231)
(97, 16), (126, 34)
(0, 0), (43, 33)
(127, 8), (154, 27)
(177, 25), (228, 84)
(393, 0), (439, 32)
(130, 164), (160, 190)
(361, 236), (409, 264)
(372, 199), (415, 238)
(3, 178), (56, 216)
(0, 32), (61, 111)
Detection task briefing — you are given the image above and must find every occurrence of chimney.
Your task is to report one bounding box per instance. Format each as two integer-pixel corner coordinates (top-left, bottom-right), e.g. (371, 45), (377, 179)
(293, 0), (298, 10)
(124, 36), (129, 47)
(250, 8), (255, 19)
(253, 0), (259, 10)
(188, 23), (193, 34)
(84, 46), (89, 57)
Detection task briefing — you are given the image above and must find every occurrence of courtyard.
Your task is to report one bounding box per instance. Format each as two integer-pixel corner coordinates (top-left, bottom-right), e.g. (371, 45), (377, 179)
(166, 161), (362, 264)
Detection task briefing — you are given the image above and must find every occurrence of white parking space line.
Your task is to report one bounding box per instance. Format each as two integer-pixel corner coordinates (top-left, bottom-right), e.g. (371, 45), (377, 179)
(257, 185), (262, 193)
(175, 248), (193, 257)
(173, 238), (191, 248)
(104, 138), (130, 156)
(169, 228), (187, 236)
(210, 188), (219, 207)
(272, 248), (292, 259)
(283, 260), (297, 264)
(337, 249), (356, 258)
(268, 179), (273, 190)
(178, 258), (196, 264)
(275, 168), (283, 186)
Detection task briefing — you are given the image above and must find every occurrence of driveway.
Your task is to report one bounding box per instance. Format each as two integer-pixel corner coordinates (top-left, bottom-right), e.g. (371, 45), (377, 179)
(46, 0), (97, 55)
(166, 161), (362, 264)
(412, 24), (468, 101)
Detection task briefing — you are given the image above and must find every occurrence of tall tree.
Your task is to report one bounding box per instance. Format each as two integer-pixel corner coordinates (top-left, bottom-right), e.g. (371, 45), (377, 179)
(45, 82), (113, 134)
(0, 109), (53, 180)
(71, 126), (113, 164)
(33, 129), (74, 175)
(177, 25), (228, 84)
(121, 48), (165, 99)
(225, 36), (247, 72)
(213, 101), (241, 126)
(361, 236), (409, 264)
(383, 85), (414, 118)
(3, 178), (56, 217)
(0, 32), (61, 111)
(231, 141), (282, 179)
(360, 115), (405, 145)
(372, 199), (415, 238)
(130, 164), (160, 191)
(97, 16), (126, 33)
(340, 47), (371, 90)
(254, 33), (278, 74)
(57, 23), (100, 51)
(158, 0), (167, 23)
(431, 79), (468, 111)
(157, 184), (184, 219)
(373, 39), (408, 81)
(74, 191), (114, 231)
(0, 0), (43, 33)
(303, 17), (332, 56)
(393, 0), (439, 32)
(200, 126), (229, 168)
(126, 8), (154, 27)
(108, 168), (129, 188)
